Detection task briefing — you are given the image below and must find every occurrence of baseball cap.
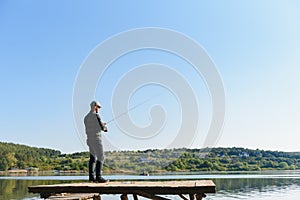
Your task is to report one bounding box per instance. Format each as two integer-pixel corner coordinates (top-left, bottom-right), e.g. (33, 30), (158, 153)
(90, 100), (102, 108)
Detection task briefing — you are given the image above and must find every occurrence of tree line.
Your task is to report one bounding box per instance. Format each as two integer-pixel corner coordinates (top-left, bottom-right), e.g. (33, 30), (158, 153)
(0, 142), (60, 171)
(1, 142), (300, 173)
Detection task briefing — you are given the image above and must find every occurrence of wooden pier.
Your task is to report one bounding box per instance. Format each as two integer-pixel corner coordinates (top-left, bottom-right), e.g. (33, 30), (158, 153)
(28, 180), (216, 200)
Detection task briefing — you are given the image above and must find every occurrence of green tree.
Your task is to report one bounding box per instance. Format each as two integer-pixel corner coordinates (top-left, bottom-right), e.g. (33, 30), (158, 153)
(6, 153), (17, 168)
(278, 162), (289, 169)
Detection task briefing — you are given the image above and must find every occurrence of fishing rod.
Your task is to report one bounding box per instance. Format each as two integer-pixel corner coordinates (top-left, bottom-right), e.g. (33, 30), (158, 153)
(106, 93), (162, 125)
(78, 94), (162, 149)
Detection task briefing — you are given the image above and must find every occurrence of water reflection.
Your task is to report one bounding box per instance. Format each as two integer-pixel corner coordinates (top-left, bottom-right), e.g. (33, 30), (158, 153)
(210, 178), (300, 200)
(214, 178), (300, 192)
(0, 179), (82, 200)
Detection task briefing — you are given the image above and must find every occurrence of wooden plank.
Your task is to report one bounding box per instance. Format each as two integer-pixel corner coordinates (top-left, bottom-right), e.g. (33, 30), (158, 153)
(45, 193), (100, 200)
(29, 180), (216, 195)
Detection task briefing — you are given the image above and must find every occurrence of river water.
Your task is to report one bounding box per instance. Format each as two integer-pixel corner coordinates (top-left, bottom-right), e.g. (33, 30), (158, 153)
(1, 171), (300, 199)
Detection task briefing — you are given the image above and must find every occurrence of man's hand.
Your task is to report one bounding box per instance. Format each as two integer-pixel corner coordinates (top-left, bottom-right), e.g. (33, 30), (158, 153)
(103, 123), (108, 132)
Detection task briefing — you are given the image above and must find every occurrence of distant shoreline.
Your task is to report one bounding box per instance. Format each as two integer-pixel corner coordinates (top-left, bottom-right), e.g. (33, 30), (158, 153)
(1, 169), (300, 177)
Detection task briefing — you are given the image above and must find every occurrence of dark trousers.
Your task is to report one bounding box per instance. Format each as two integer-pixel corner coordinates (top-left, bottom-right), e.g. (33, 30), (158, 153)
(87, 138), (104, 180)
(89, 153), (103, 180)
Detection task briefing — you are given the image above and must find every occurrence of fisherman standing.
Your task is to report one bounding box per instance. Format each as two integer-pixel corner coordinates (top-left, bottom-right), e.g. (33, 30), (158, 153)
(84, 100), (108, 183)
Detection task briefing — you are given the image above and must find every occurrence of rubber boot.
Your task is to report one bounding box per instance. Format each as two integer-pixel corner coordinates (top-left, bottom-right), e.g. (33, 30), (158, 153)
(89, 154), (95, 182)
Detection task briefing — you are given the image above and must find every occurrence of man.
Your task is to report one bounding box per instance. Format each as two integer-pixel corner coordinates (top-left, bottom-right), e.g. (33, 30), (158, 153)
(84, 100), (108, 183)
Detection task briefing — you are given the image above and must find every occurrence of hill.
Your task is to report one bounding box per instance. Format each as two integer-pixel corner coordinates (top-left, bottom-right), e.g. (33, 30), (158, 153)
(1, 141), (300, 172)
(0, 142), (60, 171)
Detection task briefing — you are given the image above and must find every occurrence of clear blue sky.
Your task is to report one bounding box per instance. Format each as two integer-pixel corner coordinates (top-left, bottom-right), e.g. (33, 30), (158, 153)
(0, 0), (299, 153)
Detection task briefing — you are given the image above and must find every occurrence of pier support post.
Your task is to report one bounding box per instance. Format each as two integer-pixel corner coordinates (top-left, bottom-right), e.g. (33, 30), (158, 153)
(135, 191), (170, 200)
(189, 193), (206, 200)
(133, 194), (139, 200)
(189, 194), (196, 200)
(40, 192), (51, 199)
(196, 193), (206, 200)
(178, 194), (189, 200)
(120, 194), (128, 200)
(94, 194), (101, 200)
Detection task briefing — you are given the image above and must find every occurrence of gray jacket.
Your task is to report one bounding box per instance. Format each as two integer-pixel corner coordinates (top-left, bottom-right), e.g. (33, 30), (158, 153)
(84, 111), (105, 140)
